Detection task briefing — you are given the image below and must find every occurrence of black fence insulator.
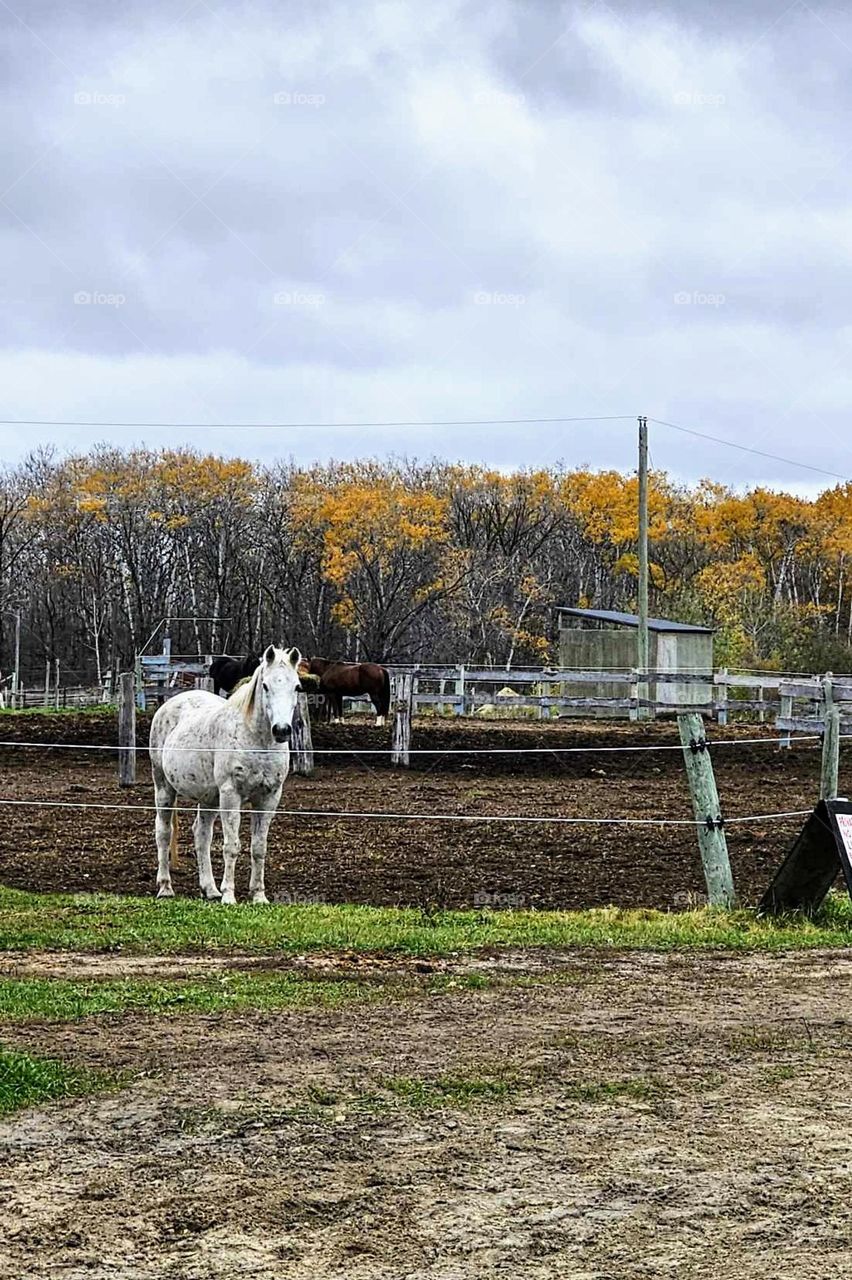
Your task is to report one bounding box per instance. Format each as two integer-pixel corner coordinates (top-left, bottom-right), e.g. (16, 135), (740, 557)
(689, 736), (708, 754)
(704, 814), (724, 831)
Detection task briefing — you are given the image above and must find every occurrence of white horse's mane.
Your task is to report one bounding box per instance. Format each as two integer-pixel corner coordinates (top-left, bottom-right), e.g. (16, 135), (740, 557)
(228, 647), (295, 720)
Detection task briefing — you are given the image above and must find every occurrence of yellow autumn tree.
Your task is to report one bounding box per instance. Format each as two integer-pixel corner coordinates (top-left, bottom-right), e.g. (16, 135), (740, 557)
(290, 466), (462, 659)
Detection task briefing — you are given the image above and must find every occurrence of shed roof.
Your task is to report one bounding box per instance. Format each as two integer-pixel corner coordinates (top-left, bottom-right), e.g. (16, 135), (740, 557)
(557, 607), (714, 635)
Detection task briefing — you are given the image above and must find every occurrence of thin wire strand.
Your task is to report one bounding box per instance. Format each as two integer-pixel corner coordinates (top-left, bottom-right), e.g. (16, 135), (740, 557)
(0, 414), (635, 430)
(0, 735), (823, 756)
(649, 417), (850, 482)
(0, 795), (811, 826)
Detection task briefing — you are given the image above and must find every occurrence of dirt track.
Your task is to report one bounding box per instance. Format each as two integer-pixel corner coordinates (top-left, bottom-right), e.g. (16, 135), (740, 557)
(0, 715), (842, 907)
(2, 948), (852, 1278)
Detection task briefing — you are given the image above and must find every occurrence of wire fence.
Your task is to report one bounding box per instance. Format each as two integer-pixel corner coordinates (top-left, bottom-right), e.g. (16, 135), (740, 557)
(0, 728), (831, 828)
(0, 734), (825, 756)
(0, 795), (814, 827)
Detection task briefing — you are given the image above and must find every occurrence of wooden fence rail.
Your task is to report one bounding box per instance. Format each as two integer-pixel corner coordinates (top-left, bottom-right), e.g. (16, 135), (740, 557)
(117, 655), (852, 740)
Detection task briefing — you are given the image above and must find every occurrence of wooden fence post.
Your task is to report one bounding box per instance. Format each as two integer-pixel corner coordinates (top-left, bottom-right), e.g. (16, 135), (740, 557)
(820, 674), (840, 801)
(628, 668), (639, 723)
(677, 712), (735, 908)
(391, 672), (413, 766)
(292, 691), (314, 777)
(54, 658), (60, 710)
(716, 668), (728, 726)
(454, 664), (465, 716)
(135, 654), (146, 711)
(778, 686), (793, 748)
(118, 672), (136, 787)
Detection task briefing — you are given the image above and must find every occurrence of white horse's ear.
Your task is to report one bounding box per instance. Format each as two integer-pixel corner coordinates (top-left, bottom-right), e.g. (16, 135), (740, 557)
(288, 647), (302, 668)
(264, 645), (276, 665)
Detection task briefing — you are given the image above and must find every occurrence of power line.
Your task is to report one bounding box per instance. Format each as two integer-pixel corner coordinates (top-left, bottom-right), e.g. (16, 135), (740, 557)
(0, 414), (634, 430)
(4, 411), (846, 482)
(649, 417), (850, 483)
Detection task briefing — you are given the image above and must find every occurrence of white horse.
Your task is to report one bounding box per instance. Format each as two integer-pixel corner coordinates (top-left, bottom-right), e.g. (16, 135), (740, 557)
(149, 645), (302, 904)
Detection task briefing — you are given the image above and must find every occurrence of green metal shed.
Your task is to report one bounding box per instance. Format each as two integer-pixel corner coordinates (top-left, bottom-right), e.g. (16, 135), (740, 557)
(556, 607), (714, 717)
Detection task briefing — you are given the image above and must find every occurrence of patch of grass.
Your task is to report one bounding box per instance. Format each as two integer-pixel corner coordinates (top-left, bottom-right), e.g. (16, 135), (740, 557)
(562, 1077), (664, 1104)
(380, 1070), (521, 1108)
(0, 973), (379, 1021)
(2, 886), (852, 957)
(0, 970), (495, 1024)
(0, 1046), (115, 1115)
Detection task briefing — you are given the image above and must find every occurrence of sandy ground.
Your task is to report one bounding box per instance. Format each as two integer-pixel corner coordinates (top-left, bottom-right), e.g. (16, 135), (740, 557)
(2, 947), (852, 1278)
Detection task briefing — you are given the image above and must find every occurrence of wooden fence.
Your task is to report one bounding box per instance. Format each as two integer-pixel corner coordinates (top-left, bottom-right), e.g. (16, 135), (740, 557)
(14, 651), (847, 743)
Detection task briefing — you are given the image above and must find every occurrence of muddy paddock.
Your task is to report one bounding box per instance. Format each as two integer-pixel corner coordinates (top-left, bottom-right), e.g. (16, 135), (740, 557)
(0, 714), (841, 908)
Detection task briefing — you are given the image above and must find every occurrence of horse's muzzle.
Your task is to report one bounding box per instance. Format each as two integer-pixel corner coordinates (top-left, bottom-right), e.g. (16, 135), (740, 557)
(272, 724), (292, 744)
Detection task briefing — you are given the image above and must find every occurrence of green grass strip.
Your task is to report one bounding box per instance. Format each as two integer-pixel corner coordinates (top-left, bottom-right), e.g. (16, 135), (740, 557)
(2, 887), (852, 957)
(0, 1046), (114, 1115)
(0, 972), (383, 1021)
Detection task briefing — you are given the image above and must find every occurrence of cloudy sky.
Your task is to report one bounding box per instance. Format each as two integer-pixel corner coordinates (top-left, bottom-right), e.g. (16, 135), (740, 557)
(1, 0), (851, 491)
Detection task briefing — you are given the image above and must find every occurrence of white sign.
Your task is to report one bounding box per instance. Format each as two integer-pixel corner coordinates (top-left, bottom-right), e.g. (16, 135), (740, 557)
(836, 812), (852, 862)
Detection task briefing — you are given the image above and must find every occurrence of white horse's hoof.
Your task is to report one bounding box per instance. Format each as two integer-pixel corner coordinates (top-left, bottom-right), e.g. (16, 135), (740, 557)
(249, 892), (269, 905)
(221, 892), (237, 906)
(156, 884), (175, 899)
(202, 887), (222, 902)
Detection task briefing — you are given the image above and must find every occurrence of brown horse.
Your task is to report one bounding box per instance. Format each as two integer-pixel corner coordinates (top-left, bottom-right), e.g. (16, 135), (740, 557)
(300, 657), (390, 725)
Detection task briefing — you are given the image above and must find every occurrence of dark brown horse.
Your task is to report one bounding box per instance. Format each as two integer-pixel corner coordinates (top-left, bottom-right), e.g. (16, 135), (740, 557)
(300, 657), (390, 725)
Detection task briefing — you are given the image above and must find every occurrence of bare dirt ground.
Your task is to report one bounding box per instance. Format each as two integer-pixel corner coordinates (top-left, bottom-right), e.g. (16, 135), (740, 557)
(0, 715), (843, 908)
(2, 947), (852, 1279)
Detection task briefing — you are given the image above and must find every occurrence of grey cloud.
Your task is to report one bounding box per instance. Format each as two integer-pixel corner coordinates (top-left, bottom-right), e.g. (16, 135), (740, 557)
(0, 0), (851, 489)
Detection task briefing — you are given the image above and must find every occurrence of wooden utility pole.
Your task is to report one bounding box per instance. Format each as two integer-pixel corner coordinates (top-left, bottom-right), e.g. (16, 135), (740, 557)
(677, 712), (735, 907)
(637, 416), (650, 720)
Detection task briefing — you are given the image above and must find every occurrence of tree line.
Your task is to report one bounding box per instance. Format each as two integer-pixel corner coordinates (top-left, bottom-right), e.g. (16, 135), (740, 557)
(2, 446), (851, 686)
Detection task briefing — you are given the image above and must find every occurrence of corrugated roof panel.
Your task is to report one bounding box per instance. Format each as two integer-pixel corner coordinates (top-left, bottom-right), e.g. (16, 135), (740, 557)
(557, 606), (714, 634)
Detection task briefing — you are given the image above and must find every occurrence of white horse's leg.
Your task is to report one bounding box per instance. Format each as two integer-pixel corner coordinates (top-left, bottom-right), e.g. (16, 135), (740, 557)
(154, 780), (177, 899)
(248, 795), (279, 905)
(218, 785), (242, 905)
(193, 805), (221, 900)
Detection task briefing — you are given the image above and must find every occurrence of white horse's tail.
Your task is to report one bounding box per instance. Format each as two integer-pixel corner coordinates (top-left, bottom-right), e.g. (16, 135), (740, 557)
(169, 811), (179, 869)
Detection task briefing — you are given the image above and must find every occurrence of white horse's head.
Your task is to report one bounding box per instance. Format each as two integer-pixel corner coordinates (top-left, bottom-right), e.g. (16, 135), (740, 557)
(233, 645), (302, 742)
(262, 645), (302, 742)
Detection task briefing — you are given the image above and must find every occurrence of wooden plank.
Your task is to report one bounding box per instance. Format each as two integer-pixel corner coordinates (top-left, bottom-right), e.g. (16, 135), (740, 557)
(778, 680), (822, 700)
(717, 673), (783, 690)
(677, 713), (734, 908)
